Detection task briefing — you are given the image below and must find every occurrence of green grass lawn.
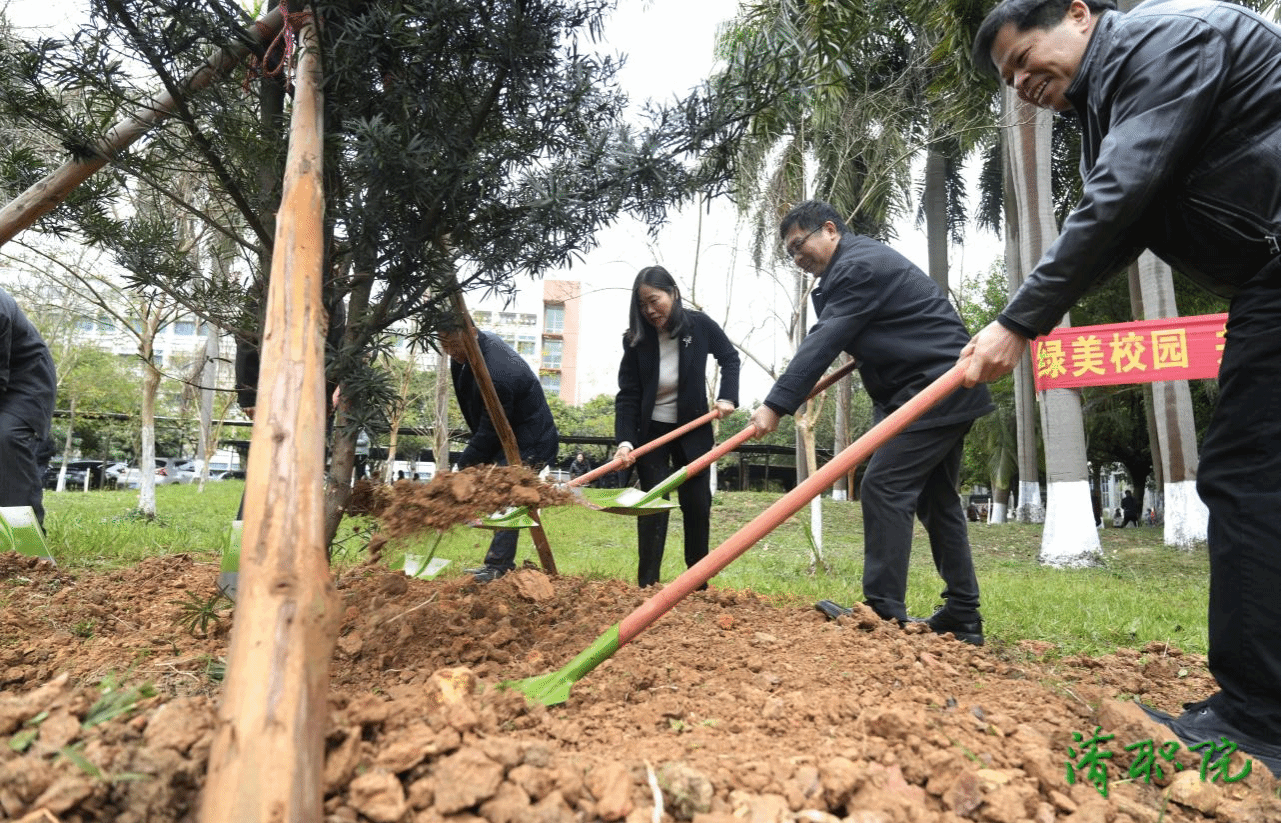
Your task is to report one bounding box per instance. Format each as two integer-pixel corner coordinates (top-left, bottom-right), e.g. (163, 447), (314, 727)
(38, 481), (1210, 658)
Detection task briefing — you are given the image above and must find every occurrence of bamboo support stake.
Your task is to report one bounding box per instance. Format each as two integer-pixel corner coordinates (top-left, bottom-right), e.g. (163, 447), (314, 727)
(199, 16), (339, 823)
(0, 8), (285, 248)
(448, 290), (558, 574)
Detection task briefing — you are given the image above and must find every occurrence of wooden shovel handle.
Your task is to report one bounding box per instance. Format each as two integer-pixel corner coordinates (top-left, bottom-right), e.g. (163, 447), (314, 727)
(618, 363), (967, 645)
(575, 357), (859, 488)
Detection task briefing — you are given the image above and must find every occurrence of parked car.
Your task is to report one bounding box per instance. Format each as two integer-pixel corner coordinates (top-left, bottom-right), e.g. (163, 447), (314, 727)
(176, 453), (244, 483)
(103, 463), (129, 487)
(42, 459), (108, 491)
(122, 457), (187, 488)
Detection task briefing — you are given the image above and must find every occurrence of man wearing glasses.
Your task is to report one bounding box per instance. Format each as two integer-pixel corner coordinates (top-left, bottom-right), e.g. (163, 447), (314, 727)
(750, 200), (994, 644)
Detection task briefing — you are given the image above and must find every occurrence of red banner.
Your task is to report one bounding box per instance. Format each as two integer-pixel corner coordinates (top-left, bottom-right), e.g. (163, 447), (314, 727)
(1031, 313), (1228, 391)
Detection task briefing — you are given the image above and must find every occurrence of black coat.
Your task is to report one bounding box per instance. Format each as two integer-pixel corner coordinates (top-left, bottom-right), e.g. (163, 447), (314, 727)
(764, 235), (992, 431)
(1000, 0), (1280, 338)
(0, 288), (56, 432)
(453, 331), (559, 468)
(615, 310), (740, 455)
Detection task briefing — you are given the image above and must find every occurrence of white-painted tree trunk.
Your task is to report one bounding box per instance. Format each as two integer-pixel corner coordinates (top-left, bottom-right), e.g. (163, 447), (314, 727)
(1040, 479), (1102, 567)
(989, 500), (1008, 523)
(1003, 88), (1098, 563)
(1002, 89), (1046, 526)
(56, 397), (75, 493)
(1016, 479), (1044, 523)
(1133, 253), (1208, 549)
(1037, 387), (1101, 564)
(1163, 479), (1208, 547)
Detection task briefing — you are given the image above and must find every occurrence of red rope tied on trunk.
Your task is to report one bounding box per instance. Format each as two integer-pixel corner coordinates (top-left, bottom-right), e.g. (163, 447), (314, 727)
(243, 10), (314, 93)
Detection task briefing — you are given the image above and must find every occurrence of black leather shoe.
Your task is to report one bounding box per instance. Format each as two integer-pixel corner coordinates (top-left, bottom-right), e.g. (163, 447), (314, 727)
(471, 566), (509, 583)
(1139, 698), (1281, 777)
(919, 607), (984, 645)
(815, 600), (853, 620)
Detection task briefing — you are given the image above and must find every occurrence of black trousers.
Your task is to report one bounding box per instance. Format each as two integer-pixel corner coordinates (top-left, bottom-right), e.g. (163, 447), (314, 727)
(0, 411), (47, 526)
(1196, 258), (1280, 738)
(860, 420), (979, 623)
(634, 420), (712, 588)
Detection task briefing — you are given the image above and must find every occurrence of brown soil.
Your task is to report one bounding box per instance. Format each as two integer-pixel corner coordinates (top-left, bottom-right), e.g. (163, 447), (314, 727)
(0, 549), (1277, 823)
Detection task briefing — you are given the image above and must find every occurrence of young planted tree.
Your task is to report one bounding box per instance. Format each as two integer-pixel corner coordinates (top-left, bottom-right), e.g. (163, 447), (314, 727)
(0, 0), (780, 546)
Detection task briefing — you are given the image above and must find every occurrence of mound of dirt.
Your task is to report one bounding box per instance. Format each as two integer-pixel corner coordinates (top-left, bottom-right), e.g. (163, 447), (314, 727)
(0, 553), (1276, 823)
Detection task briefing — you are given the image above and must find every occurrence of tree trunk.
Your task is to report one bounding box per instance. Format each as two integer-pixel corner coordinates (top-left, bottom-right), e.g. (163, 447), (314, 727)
(832, 354), (852, 500)
(1002, 87), (1098, 565)
(924, 147), (950, 293)
(138, 326), (162, 519)
(197, 324), (220, 490)
(990, 485), (1011, 523)
(56, 396), (75, 493)
(434, 349), (450, 469)
(200, 21), (340, 823)
(1001, 92), (1043, 525)
(323, 273), (373, 548)
(1132, 253), (1207, 547)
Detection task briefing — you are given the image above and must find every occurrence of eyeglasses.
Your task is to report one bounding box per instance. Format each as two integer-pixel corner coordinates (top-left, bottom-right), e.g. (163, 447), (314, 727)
(785, 226), (821, 258)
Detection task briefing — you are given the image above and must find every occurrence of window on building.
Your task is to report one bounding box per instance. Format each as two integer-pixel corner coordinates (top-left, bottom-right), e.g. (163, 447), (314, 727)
(520, 313), (537, 326)
(540, 373), (561, 394)
(541, 338), (562, 369)
(473, 310), (492, 324)
(500, 333), (517, 348)
(499, 312), (518, 325)
(516, 337), (535, 356)
(175, 320), (197, 336)
(76, 316), (96, 332)
(544, 303), (565, 333)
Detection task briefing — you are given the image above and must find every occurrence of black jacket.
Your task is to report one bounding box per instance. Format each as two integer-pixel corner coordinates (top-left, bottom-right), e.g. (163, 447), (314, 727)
(764, 235), (992, 431)
(0, 288), (56, 433)
(615, 310), (740, 455)
(453, 331), (558, 468)
(1001, 0), (1280, 338)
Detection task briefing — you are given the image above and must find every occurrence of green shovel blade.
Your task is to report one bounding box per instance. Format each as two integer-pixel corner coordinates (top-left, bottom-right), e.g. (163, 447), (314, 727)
(573, 486), (680, 516)
(0, 507), (55, 564)
(497, 624), (621, 706)
(472, 507), (539, 530)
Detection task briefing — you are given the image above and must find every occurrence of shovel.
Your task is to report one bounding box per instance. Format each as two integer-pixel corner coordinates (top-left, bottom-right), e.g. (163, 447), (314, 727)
(499, 363), (966, 705)
(568, 407), (722, 489)
(562, 358), (859, 516)
(470, 410), (723, 528)
(479, 359), (862, 525)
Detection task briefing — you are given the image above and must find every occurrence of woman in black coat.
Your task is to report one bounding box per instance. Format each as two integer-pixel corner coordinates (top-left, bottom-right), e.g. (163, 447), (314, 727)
(614, 267), (740, 587)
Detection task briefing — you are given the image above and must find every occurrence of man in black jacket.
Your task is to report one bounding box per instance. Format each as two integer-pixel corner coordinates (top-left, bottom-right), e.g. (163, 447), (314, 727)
(750, 201), (993, 644)
(0, 288), (56, 527)
(441, 326), (559, 582)
(969, 0), (1278, 773)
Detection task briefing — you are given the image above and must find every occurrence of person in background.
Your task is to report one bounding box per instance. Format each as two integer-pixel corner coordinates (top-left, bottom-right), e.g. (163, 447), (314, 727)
(568, 451), (592, 481)
(968, 0), (1278, 773)
(1120, 489), (1141, 528)
(0, 288), (56, 527)
(614, 266), (739, 588)
(750, 201), (993, 645)
(441, 325), (559, 583)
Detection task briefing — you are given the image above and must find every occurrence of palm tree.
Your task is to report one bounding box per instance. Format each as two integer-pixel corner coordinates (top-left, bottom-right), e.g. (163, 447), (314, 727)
(1130, 254), (1208, 547)
(1000, 89), (1100, 566)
